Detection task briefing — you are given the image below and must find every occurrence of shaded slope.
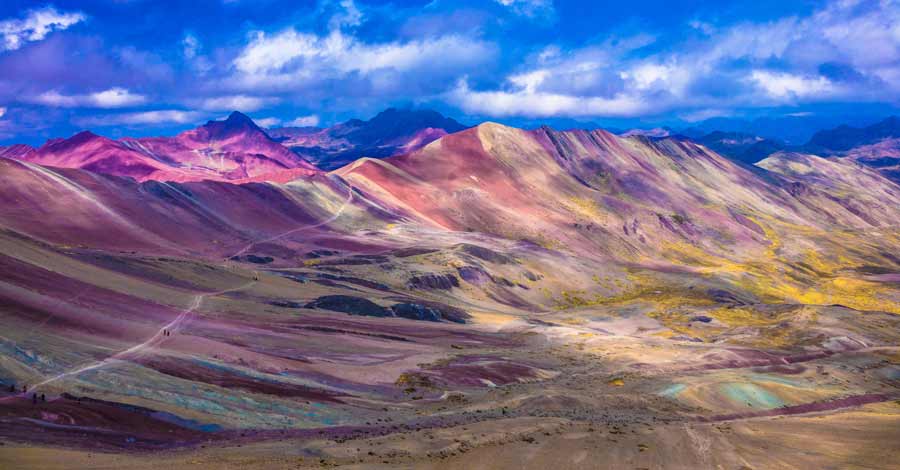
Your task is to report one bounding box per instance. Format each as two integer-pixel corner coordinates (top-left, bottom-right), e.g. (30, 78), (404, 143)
(0, 158), (378, 257)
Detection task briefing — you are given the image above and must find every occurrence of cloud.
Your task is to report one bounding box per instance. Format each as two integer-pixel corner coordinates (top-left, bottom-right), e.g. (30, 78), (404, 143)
(286, 115), (320, 127)
(77, 110), (203, 127)
(254, 117), (281, 127)
(0, 106), (5, 118)
(234, 29), (490, 76)
(450, 78), (651, 118)
(196, 94), (278, 111)
(0, 6), (85, 51)
(453, 0), (900, 119)
(181, 33), (213, 75)
(494, 0), (555, 19)
(182, 34), (200, 59)
(749, 70), (834, 100)
(329, 0), (363, 30)
(33, 87), (147, 108)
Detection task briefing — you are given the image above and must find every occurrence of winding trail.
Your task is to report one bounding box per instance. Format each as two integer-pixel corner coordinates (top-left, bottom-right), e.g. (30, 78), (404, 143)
(230, 181), (354, 259)
(23, 281), (254, 395)
(11, 181), (357, 397)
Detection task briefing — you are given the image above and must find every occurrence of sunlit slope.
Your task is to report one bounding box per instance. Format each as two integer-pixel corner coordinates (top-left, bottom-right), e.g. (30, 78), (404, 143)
(339, 123), (900, 312)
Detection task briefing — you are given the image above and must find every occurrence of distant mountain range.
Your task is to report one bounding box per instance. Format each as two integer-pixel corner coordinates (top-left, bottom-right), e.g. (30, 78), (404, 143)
(682, 116), (900, 182)
(2, 107), (899, 184)
(268, 108), (468, 170)
(679, 114), (874, 145)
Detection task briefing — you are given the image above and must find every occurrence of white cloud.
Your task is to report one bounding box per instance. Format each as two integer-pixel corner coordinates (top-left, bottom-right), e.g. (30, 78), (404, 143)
(494, 0), (555, 18)
(234, 29), (490, 75)
(0, 107), (5, 118)
(197, 95), (278, 111)
(0, 6), (85, 51)
(329, 0), (363, 30)
(77, 110), (203, 127)
(33, 88), (147, 108)
(286, 115), (320, 127)
(454, 0), (900, 119)
(254, 117), (281, 128)
(450, 78), (650, 118)
(749, 70), (834, 99)
(182, 33), (200, 59)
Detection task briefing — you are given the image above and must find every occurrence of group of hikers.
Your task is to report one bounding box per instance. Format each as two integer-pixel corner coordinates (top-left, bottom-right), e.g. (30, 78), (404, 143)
(6, 384), (46, 404)
(3, 326), (180, 404)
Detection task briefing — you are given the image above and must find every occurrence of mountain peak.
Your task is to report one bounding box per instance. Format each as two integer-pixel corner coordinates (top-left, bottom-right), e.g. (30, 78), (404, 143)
(197, 111), (266, 141)
(225, 111), (255, 125)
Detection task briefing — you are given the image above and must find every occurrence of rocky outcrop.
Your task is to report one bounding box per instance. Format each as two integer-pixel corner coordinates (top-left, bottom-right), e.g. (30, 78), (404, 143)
(407, 273), (460, 290)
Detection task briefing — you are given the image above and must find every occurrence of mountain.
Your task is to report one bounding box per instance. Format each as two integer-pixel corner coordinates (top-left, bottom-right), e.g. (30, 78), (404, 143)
(269, 108), (468, 170)
(124, 111), (318, 180)
(694, 131), (787, 164)
(1, 112), (318, 182)
(806, 116), (900, 152)
(802, 116), (900, 183)
(0, 143), (35, 160)
(15, 130), (197, 181)
(679, 114), (877, 144)
(2, 119), (900, 465)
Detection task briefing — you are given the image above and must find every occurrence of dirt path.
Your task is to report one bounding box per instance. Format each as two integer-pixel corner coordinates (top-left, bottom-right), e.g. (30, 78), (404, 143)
(20, 281), (254, 395)
(230, 182), (354, 259)
(14, 182), (357, 396)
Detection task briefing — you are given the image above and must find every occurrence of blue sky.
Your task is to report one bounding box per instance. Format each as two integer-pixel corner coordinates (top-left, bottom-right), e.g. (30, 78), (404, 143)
(0, 0), (898, 144)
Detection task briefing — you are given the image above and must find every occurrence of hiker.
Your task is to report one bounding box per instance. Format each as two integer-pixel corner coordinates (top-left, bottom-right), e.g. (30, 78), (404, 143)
(41, 394), (46, 402)
(22, 385), (27, 393)
(32, 393), (37, 405)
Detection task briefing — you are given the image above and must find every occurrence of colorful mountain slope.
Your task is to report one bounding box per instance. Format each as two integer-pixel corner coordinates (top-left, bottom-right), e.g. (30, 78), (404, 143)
(1, 119), (900, 467)
(0, 157), (369, 257)
(2, 112), (318, 182)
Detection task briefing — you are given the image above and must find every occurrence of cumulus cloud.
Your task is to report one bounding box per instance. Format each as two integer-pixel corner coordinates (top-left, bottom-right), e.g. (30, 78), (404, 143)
(77, 110), (203, 127)
(234, 29), (490, 76)
(0, 6), (85, 51)
(286, 115), (320, 127)
(229, 28), (494, 96)
(0, 106), (5, 118)
(196, 94), (278, 111)
(749, 70), (835, 100)
(33, 88), (147, 108)
(455, 0), (900, 119)
(450, 78), (651, 118)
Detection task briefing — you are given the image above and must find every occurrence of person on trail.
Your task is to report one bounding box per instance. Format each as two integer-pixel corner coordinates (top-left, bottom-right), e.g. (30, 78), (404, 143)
(22, 385), (27, 393)
(32, 393), (37, 405)
(41, 394), (46, 402)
